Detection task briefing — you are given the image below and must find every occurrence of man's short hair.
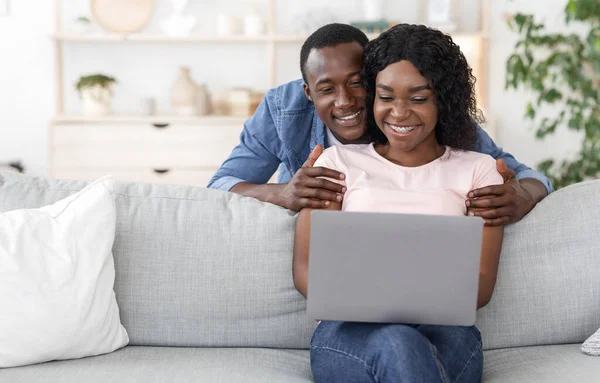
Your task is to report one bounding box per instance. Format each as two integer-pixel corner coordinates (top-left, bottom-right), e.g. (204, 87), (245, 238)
(300, 23), (369, 83)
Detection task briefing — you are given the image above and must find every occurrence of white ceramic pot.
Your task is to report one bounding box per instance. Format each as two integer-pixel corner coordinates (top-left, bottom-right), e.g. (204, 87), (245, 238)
(244, 9), (263, 36)
(72, 21), (92, 34)
(80, 85), (112, 116)
(217, 13), (240, 36)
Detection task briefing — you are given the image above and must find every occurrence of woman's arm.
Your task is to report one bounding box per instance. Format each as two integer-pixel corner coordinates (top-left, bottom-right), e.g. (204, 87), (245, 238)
(477, 222), (504, 309)
(471, 155), (506, 309)
(293, 202), (342, 298)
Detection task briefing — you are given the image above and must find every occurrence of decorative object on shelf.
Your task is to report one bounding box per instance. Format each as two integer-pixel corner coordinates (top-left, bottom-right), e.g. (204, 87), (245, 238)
(211, 90), (230, 115)
(91, 0), (154, 34)
(249, 92), (264, 116)
(291, 8), (337, 35)
(72, 16), (92, 34)
(228, 88), (264, 117)
(142, 97), (156, 116)
(0, 160), (24, 173)
(170, 67), (200, 116)
(423, 0), (457, 32)
(363, 0), (384, 21)
(350, 20), (390, 35)
(243, 7), (264, 36)
(217, 13), (241, 36)
(160, 0), (196, 37)
(76, 74), (116, 117)
(195, 84), (211, 116)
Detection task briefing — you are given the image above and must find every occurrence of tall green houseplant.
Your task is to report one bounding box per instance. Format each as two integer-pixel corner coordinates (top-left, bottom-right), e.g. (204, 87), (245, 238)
(505, 0), (600, 189)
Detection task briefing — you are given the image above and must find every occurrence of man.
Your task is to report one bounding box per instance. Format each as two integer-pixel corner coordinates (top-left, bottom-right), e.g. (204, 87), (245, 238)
(208, 23), (552, 225)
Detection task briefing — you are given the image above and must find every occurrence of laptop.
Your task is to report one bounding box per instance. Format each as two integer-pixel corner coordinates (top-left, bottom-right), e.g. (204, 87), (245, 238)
(307, 210), (484, 326)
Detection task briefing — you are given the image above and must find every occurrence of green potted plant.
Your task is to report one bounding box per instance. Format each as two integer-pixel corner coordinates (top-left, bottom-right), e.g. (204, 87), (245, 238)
(505, 0), (600, 189)
(76, 74), (117, 116)
(73, 16), (92, 34)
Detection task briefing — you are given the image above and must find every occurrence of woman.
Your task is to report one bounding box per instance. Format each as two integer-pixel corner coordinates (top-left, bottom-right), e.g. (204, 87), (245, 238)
(293, 24), (504, 382)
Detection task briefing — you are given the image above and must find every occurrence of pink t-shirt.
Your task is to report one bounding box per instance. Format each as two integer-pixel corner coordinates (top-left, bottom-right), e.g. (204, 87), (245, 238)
(314, 144), (503, 216)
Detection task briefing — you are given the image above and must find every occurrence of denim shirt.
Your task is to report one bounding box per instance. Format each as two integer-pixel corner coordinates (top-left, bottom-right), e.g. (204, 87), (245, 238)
(208, 79), (553, 194)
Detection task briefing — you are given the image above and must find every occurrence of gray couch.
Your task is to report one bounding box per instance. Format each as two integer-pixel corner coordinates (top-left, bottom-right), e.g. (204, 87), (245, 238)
(0, 171), (599, 382)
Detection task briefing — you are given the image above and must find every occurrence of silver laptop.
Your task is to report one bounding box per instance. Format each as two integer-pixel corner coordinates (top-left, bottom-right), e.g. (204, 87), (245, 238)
(307, 210), (484, 326)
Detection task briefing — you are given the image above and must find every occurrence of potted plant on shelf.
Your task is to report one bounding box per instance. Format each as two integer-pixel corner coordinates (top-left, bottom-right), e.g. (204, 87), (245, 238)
(505, 0), (600, 189)
(73, 16), (92, 34)
(76, 74), (117, 116)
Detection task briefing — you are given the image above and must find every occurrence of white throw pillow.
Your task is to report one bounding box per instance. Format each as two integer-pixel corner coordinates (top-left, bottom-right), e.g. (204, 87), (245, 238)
(582, 328), (600, 356)
(0, 176), (129, 368)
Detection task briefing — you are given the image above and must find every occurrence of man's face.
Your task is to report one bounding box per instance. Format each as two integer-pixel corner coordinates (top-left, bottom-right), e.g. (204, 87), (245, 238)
(303, 42), (367, 144)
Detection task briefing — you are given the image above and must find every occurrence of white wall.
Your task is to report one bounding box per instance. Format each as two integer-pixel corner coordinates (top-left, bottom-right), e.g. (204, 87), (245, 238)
(0, 0), (54, 176)
(0, 0), (581, 177)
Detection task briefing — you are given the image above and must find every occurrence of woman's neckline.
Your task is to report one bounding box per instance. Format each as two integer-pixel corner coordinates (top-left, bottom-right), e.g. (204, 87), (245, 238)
(369, 143), (450, 170)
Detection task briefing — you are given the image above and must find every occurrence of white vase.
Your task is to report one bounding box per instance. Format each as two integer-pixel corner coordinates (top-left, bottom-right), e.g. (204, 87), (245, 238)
(427, 0), (457, 31)
(161, 0), (196, 37)
(80, 85), (111, 116)
(244, 8), (264, 36)
(217, 13), (240, 36)
(170, 67), (198, 116)
(363, 0), (384, 21)
(196, 84), (210, 116)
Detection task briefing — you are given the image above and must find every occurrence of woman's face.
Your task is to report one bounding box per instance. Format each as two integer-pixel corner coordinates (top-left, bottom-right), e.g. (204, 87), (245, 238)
(373, 60), (438, 152)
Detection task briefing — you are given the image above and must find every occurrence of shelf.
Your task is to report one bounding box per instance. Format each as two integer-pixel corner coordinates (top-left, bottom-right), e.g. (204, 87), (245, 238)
(51, 31), (487, 44)
(277, 32), (487, 43)
(51, 33), (272, 43)
(51, 114), (249, 125)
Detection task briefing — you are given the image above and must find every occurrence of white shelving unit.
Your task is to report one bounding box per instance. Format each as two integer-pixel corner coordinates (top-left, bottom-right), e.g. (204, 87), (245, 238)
(52, 0), (491, 121)
(49, 0), (491, 186)
(52, 0), (288, 119)
(51, 114), (248, 125)
(51, 31), (488, 43)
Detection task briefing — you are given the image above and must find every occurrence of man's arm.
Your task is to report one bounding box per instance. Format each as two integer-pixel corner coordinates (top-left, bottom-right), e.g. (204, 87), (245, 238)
(207, 90), (282, 192)
(467, 124), (553, 225)
(232, 145), (345, 211)
(207, 90), (345, 211)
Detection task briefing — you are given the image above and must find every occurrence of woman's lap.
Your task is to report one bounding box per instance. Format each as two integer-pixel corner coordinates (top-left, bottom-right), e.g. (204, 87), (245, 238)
(310, 321), (482, 383)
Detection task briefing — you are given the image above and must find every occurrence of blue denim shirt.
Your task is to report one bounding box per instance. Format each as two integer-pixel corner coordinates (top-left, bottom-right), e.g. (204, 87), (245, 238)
(208, 79), (553, 194)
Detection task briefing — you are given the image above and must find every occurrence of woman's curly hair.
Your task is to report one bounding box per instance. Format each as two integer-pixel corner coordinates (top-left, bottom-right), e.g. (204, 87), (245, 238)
(362, 24), (482, 150)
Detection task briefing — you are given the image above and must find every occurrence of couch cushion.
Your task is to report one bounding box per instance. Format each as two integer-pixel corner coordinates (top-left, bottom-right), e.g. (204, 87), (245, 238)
(0, 172), (315, 349)
(476, 180), (600, 350)
(483, 344), (600, 382)
(0, 346), (312, 383)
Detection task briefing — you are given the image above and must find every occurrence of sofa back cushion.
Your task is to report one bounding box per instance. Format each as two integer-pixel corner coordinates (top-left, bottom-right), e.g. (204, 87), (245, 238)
(0, 172), (315, 349)
(476, 180), (600, 350)
(2, 172), (599, 351)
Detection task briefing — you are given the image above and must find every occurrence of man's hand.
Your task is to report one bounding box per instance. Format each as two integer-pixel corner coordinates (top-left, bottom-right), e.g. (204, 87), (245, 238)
(466, 159), (537, 225)
(277, 144), (346, 211)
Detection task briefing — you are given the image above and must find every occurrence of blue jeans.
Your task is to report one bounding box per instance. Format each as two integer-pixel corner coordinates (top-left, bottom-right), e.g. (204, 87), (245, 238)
(310, 321), (483, 383)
